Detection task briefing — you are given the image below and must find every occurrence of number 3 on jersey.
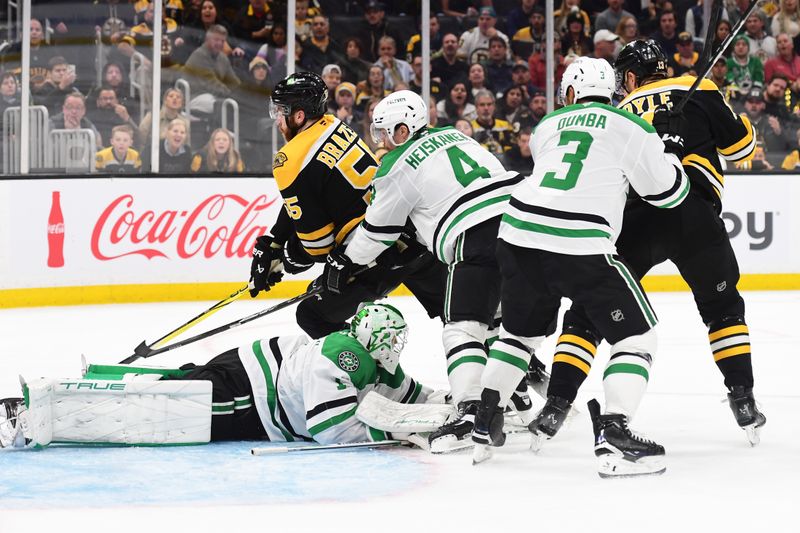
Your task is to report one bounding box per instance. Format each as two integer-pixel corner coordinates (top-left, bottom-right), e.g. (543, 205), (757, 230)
(540, 131), (594, 191)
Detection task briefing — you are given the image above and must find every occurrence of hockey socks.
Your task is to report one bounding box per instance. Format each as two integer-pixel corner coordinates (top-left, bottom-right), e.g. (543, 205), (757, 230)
(602, 329), (656, 419)
(483, 333), (542, 408)
(548, 325), (599, 403)
(709, 317), (755, 389)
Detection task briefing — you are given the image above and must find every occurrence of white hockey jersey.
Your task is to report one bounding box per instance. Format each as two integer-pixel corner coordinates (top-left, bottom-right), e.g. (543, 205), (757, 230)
(499, 102), (689, 255)
(345, 126), (523, 265)
(237, 331), (430, 445)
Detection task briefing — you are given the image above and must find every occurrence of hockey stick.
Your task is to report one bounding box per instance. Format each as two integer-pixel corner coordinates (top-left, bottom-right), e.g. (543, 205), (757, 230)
(251, 439), (406, 455)
(118, 263), (376, 364)
(125, 284), (250, 362)
(118, 286), (323, 364)
(671, 0), (759, 115)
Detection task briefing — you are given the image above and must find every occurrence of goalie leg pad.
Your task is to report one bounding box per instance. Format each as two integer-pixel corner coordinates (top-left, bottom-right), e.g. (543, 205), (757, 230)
(19, 377), (212, 447)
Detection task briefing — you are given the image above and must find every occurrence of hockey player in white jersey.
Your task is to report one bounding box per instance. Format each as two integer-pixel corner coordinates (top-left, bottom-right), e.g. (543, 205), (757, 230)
(470, 57), (690, 476)
(0, 304), (438, 449)
(321, 90), (540, 453)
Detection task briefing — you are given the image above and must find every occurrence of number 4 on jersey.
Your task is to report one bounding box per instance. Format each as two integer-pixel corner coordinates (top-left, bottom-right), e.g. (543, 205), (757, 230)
(446, 146), (490, 187)
(540, 131), (594, 191)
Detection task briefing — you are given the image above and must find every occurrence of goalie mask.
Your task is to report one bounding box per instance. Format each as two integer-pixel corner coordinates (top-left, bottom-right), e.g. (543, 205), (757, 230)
(350, 303), (408, 375)
(370, 90), (428, 147)
(559, 57), (616, 105)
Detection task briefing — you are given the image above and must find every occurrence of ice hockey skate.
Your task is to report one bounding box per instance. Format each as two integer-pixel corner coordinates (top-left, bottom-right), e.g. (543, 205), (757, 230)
(526, 355), (550, 399)
(472, 390), (506, 465)
(0, 397), (25, 449)
(529, 395), (572, 452)
(508, 378), (535, 425)
(588, 400), (665, 478)
(727, 386), (767, 446)
(428, 400), (479, 454)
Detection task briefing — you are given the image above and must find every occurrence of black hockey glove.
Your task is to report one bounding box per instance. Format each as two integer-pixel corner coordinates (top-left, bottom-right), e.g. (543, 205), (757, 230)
(323, 246), (355, 295)
(249, 235), (284, 297)
(282, 233), (315, 275)
(652, 106), (688, 158)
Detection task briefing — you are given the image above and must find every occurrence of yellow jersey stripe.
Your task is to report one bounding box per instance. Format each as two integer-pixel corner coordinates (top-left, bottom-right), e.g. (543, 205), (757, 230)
(553, 353), (591, 375)
(336, 214), (366, 244)
(297, 223), (335, 241)
(557, 334), (597, 355)
(718, 114), (755, 156)
(305, 245), (334, 256)
(709, 324), (749, 342)
(713, 344), (751, 361)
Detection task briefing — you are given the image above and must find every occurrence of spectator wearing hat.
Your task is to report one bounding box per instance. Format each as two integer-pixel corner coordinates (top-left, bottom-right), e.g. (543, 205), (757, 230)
(651, 9), (679, 57)
(668, 31), (701, 76)
(300, 15), (344, 74)
(553, 1), (591, 38)
(340, 37), (373, 85)
(432, 33), (470, 86)
(764, 34), (800, 92)
(333, 82), (361, 128)
(744, 86), (793, 158)
(710, 56), (741, 105)
(510, 61), (537, 100)
(322, 64), (343, 95)
(745, 10), (777, 62)
(506, 0), (539, 39)
(354, 1), (406, 63)
(512, 5), (546, 59)
(595, 0), (635, 33)
(374, 36), (414, 90)
(482, 36), (515, 96)
(592, 29), (619, 64)
(458, 7), (511, 64)
(561, 10), (593, 58)
(727, 35), (765, 97)
(409, 55), (442, 99)
(237, 55), (273, 169)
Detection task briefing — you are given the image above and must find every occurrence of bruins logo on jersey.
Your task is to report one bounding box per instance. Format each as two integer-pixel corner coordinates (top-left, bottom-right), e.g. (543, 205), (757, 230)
(273, 151), (287, 170)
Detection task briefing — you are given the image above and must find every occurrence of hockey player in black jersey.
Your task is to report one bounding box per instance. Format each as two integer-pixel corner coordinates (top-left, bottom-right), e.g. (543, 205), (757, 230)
(248, 72), (446, 337)
(530, 40), (766, 448)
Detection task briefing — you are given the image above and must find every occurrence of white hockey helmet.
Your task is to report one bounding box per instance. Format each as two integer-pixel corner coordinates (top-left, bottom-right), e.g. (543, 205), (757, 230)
(558, 57), (616, 105)
(350, 303), (408, 375)
(370, 90), (428, 146)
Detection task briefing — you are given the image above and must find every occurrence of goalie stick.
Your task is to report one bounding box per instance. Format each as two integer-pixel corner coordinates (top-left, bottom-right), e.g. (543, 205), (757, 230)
(251, 440), (407, 455)
(671, 0), (759, 115)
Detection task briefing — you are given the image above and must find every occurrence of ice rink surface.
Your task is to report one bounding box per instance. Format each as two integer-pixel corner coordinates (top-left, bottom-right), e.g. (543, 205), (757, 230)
(1, 291), (798, 533)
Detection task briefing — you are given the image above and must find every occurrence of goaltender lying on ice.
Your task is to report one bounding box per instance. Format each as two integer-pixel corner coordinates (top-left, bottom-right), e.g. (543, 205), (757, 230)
(0, 303), (458, 450)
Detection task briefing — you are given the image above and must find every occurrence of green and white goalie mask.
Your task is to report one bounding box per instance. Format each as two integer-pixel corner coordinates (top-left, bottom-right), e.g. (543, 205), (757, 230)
(350, 303), (408, 375)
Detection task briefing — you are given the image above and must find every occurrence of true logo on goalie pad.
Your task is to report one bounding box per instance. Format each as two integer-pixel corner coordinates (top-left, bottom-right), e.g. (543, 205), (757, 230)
(337, 351), (360, 372)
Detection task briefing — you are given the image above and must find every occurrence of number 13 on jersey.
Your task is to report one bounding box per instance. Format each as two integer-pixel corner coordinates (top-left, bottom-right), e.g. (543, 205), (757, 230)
(540, 131), (594, 191)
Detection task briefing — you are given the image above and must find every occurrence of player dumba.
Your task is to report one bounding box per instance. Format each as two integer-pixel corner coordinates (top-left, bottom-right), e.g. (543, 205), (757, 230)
(471, 57), (690, 477)
(322, 90), (537, 453)
(0, 304), (437, 448)
(249, 72), (446, 338)
(531, 40), (766, 449)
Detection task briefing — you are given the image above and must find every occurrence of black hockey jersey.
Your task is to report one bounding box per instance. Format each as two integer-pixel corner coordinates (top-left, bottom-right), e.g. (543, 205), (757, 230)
(271, 114), (378, 259)
(618, 76), (756, 212)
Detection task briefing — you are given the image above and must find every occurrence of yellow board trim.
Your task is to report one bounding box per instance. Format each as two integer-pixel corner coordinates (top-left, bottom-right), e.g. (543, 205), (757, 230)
(1, 274), (799, 309)
(709, 324), (749, 342)
(713, 344), (751, 362)
(557, 334), (597, 355)
(553, 353), (591, 375)
(297, 223), (335, 241)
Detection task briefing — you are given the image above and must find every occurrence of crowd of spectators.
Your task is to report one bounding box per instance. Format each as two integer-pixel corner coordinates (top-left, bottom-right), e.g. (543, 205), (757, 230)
(2, 0), (800, 174)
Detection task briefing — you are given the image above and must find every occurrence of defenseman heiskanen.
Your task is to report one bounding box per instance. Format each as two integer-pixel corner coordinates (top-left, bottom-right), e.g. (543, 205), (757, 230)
(323, 90), (540, 453)
(0, 304), (436, 449)
(471, 57), (690, 477)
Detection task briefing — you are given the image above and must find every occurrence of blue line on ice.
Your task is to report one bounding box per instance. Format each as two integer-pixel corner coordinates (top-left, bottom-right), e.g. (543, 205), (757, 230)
(0, 442), (426, 508)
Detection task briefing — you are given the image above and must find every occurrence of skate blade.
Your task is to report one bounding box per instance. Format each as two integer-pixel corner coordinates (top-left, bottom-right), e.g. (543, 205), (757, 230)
(529, 431), (548, 453)
(429, 434), (475, 454)
(514, 408), (535, 426)
(597, 455), (666, 479)
(472, 443), (493, 465)
(744, 424), (761, 447)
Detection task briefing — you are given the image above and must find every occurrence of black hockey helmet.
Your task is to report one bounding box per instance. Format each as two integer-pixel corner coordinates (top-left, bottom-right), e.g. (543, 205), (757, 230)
(269, 71), (328, 120)
(614, 39), (668, 91)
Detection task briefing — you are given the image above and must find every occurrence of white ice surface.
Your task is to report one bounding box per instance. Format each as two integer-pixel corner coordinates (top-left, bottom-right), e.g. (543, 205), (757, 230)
(0, 291), (798, 533)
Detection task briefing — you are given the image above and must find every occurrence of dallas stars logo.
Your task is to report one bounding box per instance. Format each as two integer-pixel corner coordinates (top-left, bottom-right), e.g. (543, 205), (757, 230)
(338, 351), (359, 372)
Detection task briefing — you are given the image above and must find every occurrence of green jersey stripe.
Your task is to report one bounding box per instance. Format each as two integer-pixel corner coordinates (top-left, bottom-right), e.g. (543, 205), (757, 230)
(447, 355), (487, 374)
(308, 405), (358, 435)
(604, 362), (650, 380)
(438, 194), (511, 260)
(488, 349), (529, 372)
(605, 255), (657, 327)
(501, 213), (612, 239)
(252, 340), (294, 441)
